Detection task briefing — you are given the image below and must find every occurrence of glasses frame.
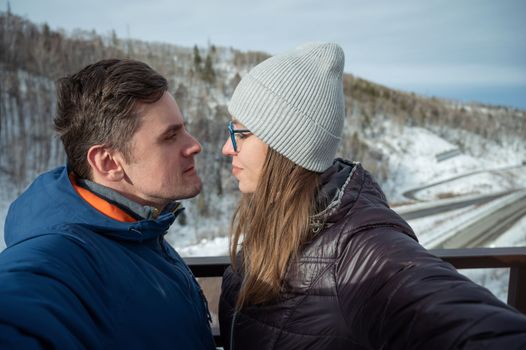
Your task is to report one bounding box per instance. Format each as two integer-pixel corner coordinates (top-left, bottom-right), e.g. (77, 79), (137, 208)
(227, 121), (251, 152)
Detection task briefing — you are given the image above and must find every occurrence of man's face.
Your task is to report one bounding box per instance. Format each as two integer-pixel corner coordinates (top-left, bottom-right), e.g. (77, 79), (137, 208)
(119, 92), (202, 209)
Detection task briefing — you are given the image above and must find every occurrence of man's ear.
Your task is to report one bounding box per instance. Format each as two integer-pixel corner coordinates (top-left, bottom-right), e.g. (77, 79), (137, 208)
(87, 145), (125, 182)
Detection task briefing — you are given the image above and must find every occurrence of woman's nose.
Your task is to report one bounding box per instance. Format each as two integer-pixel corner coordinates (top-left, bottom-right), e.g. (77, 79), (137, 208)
(222, 137), (235, 156)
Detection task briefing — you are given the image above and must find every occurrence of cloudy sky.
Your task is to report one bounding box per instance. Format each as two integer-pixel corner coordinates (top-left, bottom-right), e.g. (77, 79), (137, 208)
(5, 0), (526, 109)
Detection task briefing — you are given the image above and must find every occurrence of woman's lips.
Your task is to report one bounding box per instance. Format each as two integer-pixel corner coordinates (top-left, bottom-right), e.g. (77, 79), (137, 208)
(232, 165), (242, 176)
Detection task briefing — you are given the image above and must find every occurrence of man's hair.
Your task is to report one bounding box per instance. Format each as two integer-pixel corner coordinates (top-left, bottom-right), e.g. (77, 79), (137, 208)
(54, 59), (168, 179)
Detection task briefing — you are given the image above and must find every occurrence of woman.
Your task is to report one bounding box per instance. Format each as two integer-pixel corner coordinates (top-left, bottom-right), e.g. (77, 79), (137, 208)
(219, 43), (526, 349)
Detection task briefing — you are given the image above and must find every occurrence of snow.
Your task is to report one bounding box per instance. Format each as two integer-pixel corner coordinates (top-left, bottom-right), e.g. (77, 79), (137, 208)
(174, 236), (229, 257)
(460, 267), (510, 303)
(377, 121), (526, 203)
(459, 215), (526, 303)
(394, 191), (494, 214)
(488, 214), (526, 248)
(403, 190), (525, 302)
(408, 191), (526, 248)
(408, 205), (478, 247)
(415, 168), (525, 201)
(378, 124), (479, 200)
(164, 191), (238, 251)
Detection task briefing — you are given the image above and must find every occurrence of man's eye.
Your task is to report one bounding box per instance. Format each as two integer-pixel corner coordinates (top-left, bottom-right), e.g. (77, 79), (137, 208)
(165, 133), (177, 141)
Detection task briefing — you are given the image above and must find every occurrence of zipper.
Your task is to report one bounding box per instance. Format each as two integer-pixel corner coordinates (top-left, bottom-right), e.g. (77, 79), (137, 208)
(198, 285), (213, 324)
(230, 310), (238, 350)
(158, 237), (212, 325)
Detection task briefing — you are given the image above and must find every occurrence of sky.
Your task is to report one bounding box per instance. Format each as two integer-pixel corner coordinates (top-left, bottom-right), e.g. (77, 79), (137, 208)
(4, 0), (526, 109)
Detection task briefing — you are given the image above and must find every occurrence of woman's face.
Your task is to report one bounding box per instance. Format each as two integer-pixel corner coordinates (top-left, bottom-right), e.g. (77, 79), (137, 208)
(222, 121), (268, 194)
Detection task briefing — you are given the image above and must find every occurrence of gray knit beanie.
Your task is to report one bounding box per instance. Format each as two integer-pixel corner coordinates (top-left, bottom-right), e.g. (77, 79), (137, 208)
(228, 42), (345, 172)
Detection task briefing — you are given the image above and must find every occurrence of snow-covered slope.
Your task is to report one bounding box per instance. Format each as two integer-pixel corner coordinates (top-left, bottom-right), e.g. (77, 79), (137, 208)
(376, 120), (525, 202)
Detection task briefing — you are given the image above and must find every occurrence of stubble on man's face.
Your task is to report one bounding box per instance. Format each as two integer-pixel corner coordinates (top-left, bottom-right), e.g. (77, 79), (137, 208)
(118, 92), (203, 209)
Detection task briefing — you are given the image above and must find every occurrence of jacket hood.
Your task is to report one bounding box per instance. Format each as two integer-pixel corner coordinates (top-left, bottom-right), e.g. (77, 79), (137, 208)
(4, 166), (178, 247)
(314, 159), (416, 240)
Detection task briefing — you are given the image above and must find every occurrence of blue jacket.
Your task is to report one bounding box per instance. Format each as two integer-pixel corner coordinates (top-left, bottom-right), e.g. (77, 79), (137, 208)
(0, 166), (215, 349)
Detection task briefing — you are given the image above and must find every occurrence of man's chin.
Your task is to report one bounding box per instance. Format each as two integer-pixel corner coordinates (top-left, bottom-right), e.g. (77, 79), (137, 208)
(176, 179), (202, 200)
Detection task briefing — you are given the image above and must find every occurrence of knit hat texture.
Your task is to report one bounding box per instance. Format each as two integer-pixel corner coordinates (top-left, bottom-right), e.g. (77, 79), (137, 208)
(228, 42), (345, 172)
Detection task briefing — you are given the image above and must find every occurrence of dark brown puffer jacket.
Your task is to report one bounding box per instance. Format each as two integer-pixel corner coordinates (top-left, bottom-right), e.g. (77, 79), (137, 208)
(219, 159), (526, 350)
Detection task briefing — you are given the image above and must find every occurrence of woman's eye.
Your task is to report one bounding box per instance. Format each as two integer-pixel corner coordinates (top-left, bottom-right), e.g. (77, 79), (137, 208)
(236, 133), (249, 140)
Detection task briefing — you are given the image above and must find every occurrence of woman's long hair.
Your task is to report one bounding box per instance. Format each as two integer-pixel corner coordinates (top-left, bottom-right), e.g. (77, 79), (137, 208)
(230, 148), (322, 310)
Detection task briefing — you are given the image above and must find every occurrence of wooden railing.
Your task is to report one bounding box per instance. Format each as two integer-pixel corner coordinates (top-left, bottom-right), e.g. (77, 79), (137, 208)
(184, 247), (526, 345)
(430, 247), (526, 312)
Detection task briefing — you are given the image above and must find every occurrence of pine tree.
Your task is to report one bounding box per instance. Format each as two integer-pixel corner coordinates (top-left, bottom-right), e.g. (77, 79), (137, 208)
(202, 53), (215, 83)
(193, 45), (202, 72)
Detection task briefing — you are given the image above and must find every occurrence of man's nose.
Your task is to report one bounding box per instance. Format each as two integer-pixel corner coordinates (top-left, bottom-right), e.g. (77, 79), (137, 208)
(183, 134), (202, 156)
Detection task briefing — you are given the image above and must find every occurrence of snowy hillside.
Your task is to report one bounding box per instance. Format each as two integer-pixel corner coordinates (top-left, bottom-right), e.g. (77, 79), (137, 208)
(377, 120), (525, 202)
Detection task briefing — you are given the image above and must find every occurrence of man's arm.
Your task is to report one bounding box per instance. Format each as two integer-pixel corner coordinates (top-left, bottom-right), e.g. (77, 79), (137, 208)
(0, 234), (107, 349)
(0, 323), (44, 349)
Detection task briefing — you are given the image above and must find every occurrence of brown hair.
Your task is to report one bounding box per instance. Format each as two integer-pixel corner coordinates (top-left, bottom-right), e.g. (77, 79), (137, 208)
(230, 148), (322, 310)
(54, 59), (168, 179)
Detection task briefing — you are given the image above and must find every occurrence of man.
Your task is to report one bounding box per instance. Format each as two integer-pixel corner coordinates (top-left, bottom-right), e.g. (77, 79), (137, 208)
(0, 59), (215, 349)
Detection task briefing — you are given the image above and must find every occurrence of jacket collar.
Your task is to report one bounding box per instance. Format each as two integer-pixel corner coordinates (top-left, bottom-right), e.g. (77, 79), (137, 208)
(312, 159), (416, 240)
(75, 176), (181, 221)
(4, 166), (184, 247)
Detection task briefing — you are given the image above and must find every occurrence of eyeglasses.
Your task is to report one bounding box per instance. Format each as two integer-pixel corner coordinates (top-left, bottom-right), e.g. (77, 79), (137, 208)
(227, 121), (251, 152)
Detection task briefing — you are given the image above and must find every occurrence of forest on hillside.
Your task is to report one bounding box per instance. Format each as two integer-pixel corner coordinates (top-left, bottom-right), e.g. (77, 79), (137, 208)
(1, 11), (525, 220)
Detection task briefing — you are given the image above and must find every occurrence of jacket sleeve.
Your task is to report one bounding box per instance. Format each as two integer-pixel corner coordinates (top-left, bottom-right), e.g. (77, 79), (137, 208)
(0, 323), (43, 350)
(0, 234), (108, 349)
(336, 227), (526, 350)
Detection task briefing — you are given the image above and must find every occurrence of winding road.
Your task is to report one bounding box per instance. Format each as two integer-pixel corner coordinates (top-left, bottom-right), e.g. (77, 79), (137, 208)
(396, 163), (526, 248)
